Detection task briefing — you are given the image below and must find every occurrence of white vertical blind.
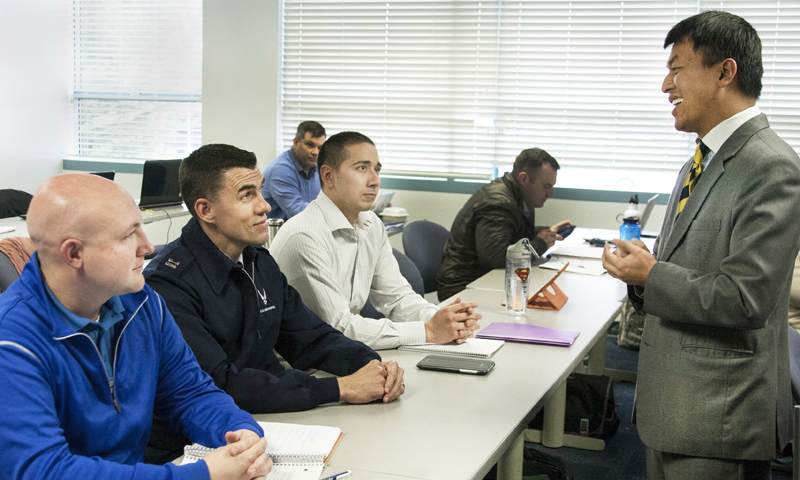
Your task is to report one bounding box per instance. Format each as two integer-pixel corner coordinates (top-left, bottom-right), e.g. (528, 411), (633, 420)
(281, 1), (800, 192)
(71, 0), (202, 159)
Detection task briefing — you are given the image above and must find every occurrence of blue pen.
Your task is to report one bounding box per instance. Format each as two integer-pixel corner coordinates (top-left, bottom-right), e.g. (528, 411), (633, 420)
(321, 471), (352, 480)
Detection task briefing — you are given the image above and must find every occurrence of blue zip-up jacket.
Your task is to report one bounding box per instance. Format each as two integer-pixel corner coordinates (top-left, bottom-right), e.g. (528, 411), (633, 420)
(0, 253), (262, 480)
(144, 218), (381, 413)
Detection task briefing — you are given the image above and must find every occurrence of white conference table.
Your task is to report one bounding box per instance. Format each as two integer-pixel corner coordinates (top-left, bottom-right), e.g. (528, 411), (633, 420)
(254, 284), (622, 480)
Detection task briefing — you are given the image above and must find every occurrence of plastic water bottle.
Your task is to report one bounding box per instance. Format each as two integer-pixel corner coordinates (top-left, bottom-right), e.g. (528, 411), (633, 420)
(624, 194), (641, 220)
(505, 238), (538, 316)
(620, 217), (641, 241)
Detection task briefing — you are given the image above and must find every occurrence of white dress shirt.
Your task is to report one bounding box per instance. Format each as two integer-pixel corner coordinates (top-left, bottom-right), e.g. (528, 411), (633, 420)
(269, 191), (436, 350)
(700, 105), (761, 168)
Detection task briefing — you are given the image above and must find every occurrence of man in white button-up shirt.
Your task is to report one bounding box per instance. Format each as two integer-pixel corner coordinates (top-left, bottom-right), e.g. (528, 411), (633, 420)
(270, 131), (482, 350)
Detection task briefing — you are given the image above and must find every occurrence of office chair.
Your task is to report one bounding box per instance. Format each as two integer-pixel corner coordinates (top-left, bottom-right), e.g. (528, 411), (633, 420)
(0, 251), (18, 293)
(360, 248), (424, 319)
(0, 236), (35, 293)
(0, 189), (33, 219)
(402, 220), (450, 294)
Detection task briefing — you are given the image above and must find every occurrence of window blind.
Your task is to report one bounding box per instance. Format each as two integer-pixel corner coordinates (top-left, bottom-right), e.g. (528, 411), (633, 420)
(72, 0), (202, 159)
(281, 1), (800, 192)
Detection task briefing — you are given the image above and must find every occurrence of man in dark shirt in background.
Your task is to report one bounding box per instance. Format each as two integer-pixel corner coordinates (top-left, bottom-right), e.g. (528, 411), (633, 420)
(437, 148), (573, 300)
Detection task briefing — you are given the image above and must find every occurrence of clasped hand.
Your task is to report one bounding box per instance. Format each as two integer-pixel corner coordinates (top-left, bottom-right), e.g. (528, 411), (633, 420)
(425, 297), (482, 344)
(204, 429), (272, 480)
(601, 238), (656, 286)
(338, 359), (405, 404)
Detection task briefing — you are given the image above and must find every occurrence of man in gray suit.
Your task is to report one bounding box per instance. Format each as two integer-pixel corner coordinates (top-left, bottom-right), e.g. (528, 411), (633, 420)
(603, 11), (800, 479)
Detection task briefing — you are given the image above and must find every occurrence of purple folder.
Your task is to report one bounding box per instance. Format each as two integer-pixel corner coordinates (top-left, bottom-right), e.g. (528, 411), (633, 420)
(476, 322), (580, 347)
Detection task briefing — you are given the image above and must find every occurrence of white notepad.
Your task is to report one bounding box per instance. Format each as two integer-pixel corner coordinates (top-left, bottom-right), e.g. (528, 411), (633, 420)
(182, 422), (343, 480)
(398, 337), (504, 358)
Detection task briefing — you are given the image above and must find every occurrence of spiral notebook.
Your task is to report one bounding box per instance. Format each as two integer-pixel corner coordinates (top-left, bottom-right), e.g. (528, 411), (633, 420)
(182, 422), (344, 480)
(398, 337), (504, 358)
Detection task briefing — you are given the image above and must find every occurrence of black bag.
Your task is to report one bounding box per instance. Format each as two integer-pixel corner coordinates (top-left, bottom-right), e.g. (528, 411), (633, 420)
(483, 446), (572, 480)
(529, 373), (620, 441)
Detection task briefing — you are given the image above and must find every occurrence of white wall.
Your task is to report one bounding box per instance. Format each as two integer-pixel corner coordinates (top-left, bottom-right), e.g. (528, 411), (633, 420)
(0, 0), (71, 193)
(203, 0), (282, 166)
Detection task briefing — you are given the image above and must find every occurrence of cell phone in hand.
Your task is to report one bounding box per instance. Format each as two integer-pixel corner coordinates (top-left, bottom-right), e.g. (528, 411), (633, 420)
(416, 355), (495, 375)
(557, 224), (575, 238)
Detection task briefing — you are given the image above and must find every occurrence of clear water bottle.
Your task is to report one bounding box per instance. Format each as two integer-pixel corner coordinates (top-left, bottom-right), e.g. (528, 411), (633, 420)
(506, 238), (538, 316)
(620, 216), (641, 241)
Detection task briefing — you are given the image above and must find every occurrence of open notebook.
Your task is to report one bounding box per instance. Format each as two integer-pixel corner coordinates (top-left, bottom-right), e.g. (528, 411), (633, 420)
(182, 422), (344, 480)
(398, 337), (504, 358)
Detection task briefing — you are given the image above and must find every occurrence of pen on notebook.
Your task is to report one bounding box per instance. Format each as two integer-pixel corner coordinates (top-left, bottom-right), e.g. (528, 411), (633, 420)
(321, 471), (352, 480)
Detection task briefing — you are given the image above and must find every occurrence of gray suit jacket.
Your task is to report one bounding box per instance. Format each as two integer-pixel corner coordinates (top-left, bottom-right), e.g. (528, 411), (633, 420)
(635, 114), (800, 460)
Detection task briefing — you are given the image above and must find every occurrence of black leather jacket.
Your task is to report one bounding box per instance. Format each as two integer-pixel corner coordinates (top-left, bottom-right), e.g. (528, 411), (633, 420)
(436, 173), (547, 300)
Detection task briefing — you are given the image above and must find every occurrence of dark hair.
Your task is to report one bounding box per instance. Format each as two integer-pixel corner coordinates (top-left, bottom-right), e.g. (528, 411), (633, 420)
(318, 131), (375, 180)
(295, 121), (326, 140)
(664, 10), (762, 99)
(180, 144), (258, 218)
(511, 148), (560, 179)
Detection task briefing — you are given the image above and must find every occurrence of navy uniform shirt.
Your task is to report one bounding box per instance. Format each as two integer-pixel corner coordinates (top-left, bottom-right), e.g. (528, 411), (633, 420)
(144, 218), (380, 413)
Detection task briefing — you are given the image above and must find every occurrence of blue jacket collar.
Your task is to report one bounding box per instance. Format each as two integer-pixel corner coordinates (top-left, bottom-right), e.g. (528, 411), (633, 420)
(16, 252), (148, 339)
(178, 218), (265, 295)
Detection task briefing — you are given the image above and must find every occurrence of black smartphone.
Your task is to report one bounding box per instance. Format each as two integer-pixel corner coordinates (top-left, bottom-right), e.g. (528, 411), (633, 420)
(557, 224), (575, 237)
(416, 355), (495, 375)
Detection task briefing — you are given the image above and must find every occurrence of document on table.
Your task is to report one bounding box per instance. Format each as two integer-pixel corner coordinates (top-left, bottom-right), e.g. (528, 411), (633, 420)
(549, 244), (604, 259)
(0, 225), (16, 234)
(398, 337), (504, 358)
(541, 258), (607, 276)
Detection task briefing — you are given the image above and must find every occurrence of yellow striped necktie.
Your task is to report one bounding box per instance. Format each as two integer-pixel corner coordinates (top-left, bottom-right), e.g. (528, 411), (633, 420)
(676, 141), (709, 217)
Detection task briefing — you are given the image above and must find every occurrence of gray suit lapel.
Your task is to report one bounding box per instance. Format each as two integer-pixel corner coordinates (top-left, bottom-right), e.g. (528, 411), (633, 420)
(659, 114), (771, 262)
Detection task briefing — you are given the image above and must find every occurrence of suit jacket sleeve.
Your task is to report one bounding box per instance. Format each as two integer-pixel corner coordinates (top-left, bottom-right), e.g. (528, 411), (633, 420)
(643, 151), (800, 330)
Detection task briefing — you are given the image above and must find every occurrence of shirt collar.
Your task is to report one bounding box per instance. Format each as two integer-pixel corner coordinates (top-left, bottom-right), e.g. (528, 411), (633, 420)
(42, 275), (126, 333)
(700, 105), (761, 154)
(316, 190), (376, 237)
(288, 148), (317, 178)
(180, 218), (263, 294)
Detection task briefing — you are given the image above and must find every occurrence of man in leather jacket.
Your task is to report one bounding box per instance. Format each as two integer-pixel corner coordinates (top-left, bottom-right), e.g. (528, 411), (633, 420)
(437, 148), (572, 301)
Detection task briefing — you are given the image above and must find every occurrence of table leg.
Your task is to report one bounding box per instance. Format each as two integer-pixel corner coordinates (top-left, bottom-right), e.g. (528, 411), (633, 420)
(541, 380), (567, 448)
(497, 431), (524, 480)
(586, 328), (607, 376)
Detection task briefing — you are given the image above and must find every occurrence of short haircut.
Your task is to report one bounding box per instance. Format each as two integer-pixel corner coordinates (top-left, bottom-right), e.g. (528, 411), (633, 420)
(318, 131), (375, 180)
(295, 121), (326, 140)
(664, 10), (762, 99)
(511, 148), (560, 179)
(180, 144), (258, 218)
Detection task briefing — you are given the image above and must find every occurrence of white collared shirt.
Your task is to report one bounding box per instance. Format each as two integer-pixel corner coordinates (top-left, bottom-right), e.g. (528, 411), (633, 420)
(269, 191), (435, 350)
(699, 105), (760, 168)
